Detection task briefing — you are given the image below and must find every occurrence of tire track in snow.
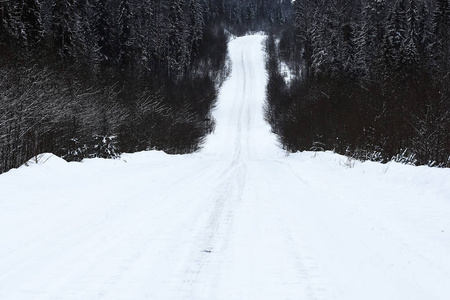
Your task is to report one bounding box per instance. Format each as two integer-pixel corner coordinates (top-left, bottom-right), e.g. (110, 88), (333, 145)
(181, 38), (252, 296)
(181, 162), (247, 299)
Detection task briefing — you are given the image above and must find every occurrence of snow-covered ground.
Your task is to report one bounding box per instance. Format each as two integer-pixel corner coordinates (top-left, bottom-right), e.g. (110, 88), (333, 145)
(1, 35), (450, 300)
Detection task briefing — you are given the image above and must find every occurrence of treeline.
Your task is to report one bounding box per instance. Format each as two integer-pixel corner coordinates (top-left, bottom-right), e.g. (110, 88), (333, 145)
(204, 0), (293, 34)
(266, 0), (450, 167)
(0, 0), (229, 174)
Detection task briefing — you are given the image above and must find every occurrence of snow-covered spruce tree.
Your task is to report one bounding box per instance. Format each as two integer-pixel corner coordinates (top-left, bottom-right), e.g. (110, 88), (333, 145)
(132, 0), (155, 77)
(149, 0), (169, 75)
(167, 0), (188, 78)
(187, 0), (204, 73)
(50, 0), (76, 59)
(381, 0), (408, 77)
(20, 0), (44, 52)
(293, 0), (313, 80)
(432, 0), (450, 76)
(117, 0), (133, 75)
(92, 0), (114, 66)
(415, 1), (434, 63)
(72, 0), (96, 63)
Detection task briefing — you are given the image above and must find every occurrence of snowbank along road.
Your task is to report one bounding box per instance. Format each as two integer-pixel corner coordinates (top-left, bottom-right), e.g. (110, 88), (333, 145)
(1, 35), (450, 300)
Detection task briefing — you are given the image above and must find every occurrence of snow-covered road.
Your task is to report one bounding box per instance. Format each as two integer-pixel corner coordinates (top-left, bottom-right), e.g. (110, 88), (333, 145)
(1, 35), (450, 300)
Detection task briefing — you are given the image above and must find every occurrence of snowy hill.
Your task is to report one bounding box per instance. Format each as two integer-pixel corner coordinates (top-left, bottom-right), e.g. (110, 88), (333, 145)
(1, 35), (450, 300)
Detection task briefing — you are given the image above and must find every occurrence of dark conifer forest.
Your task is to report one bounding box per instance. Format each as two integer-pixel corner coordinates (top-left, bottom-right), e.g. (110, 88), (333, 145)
(266, 0), (450, 167)
(1, 0), (449, 174)
(0, 0), (290, 173)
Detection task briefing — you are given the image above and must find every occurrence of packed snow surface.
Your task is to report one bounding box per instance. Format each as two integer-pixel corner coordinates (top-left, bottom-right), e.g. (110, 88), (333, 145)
(1, 35), (450, 300)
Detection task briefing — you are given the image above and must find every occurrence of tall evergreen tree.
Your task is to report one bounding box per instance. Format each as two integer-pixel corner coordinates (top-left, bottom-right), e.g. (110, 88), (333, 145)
(187, 0), (204, 69)
(433, 0), (450, 75)
(93, 0), (113, 64)
(117, 0), (133, 73)
(167, 0), (188, 78)
(73, 0), (95, 61)
(21, 0), (44, 50)
(151, 0), (169, 74)
(293, 0), (314, 79)
(133, 0), (154, 75)
(51, 0), (75, 58)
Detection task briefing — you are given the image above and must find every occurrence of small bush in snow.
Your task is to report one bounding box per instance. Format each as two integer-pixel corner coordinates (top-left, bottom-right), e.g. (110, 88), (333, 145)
(392, 149), (418, 166)
(90, 135), (120, 159)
